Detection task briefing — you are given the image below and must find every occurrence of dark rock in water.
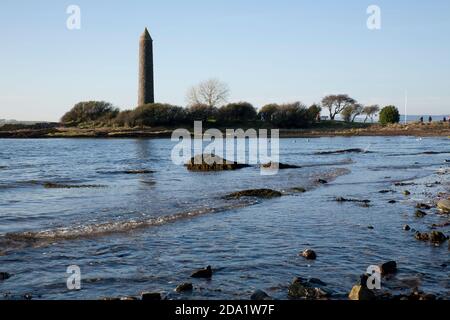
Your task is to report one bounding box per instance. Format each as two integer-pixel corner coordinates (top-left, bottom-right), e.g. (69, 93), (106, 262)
(191, 266), (213, 279)
(348, 285), (375, 301)
(175, 282), (193, 293)
(315, 148), (369, 155)
(395, 182), (416, 187)
(415, 232), (430, 242)
(403, 225), (411, 231)
(0, 272), (11, 281)
(403, 190), (411, 196)
(261, 162), (301, 169)
(415, 203), (432, 210)
(407, 289), (436, 301)
(186, 154), (250, 171)
(317, 179), (328, 184)
(379, 190), (394, 194)
(291, 187), (306, 193)
(224, 189), (282, 200)
(380, 261), (397, 275)
(367, 225), (374, 230)
(388, 200), (397, 204)
(430, 231), (448, 244)
(43, 182), (105, 189)
(335, 197), (371, 204)
(250, 290), (272, 300)
(300, 249), (317, 260)
(124, 169), (154, 174)
(415, 210), (427, 218)
(288, 277), (330, 299)
(141, 292), (162, 301)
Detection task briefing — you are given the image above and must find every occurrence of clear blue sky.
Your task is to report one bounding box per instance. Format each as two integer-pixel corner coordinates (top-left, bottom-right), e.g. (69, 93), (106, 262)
(1, 0), (449, 121)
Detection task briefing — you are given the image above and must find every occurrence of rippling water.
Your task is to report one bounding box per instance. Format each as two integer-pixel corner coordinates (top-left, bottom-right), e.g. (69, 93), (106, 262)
(0, 137), (448, 300)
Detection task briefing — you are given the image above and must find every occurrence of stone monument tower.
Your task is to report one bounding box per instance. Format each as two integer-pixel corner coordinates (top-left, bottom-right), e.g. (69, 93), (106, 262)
(138, 28), (154, 106)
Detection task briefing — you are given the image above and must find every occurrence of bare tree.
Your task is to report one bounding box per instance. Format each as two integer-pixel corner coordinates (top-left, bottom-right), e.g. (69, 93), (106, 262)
(186, 79), (230, 108)
(362, 105), (380, 123)
(321, 94), (357, 120)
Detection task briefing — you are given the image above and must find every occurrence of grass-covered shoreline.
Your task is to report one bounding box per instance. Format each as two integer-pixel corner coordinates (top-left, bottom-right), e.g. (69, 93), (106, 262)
(0, 121), (449, 139)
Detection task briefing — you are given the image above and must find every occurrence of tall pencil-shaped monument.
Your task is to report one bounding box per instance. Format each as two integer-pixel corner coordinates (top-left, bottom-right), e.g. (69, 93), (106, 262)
(138, 28), (154, 106)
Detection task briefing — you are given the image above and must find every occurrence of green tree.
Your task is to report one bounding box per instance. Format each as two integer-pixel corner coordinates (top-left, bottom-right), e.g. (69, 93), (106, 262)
(379, 105), (400, 125)
(186, 104), (218, 122)
(307, 104), (322, 123)
(341, 103), (364, 122)
(321, 94), (357, 120)
(258, 104), (280, 122)
(271, 102), (309, 128)
(132, 103), (187, 127)
(217, 102), (257, 123)
(61, 101), (119, 126)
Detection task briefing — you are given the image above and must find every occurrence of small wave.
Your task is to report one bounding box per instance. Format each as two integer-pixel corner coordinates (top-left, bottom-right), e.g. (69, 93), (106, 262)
(386, 151), (450, 157)
(314, 148), (372, 155)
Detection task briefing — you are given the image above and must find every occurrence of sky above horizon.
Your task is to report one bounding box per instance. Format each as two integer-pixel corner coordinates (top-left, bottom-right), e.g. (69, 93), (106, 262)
(1, 0), (449, 121)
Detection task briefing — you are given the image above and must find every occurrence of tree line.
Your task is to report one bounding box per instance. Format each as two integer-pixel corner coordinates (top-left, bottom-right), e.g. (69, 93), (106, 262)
(61, 79), (400, 128)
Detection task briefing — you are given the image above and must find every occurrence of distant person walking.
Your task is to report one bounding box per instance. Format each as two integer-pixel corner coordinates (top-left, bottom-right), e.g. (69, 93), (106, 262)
(428, 116), (433, 123)
(443, 117), (447, 122)
(419, 117), (424, 123)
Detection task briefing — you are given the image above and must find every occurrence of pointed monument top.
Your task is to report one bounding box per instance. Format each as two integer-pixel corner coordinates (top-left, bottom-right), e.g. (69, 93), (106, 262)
(141, 28), (152, 41)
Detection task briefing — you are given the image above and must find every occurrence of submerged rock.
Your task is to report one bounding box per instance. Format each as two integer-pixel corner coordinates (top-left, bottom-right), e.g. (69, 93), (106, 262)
(141, 292), (162, 301)
(415, 203), (432, 210)
(0, 272), (11, 281)
(315, 148), (369, 155)
(186, 154), (250, 171)
(224, 189), (282, 200)
(291, 187), (307, 193)
(317, 179), (328, 184)
(191, 266), (213, 279)
(123, 169), (154, 174)
(250, 290), (272, 300)
(388, 200), (397, 204)
(288, 277), (330, 299)
(379, 190), (394, 194)
(403, 190), (411, 196)
(348, 285), (375, 301)
(380, 261), (397, 275)
(403, 225), (411, 231)
(335, 197), (371, 204)
(175, 282), (193, 293)
(437, 199), (450, 213)
(300, 249), (317, 260)
(43, 182), (105, 189)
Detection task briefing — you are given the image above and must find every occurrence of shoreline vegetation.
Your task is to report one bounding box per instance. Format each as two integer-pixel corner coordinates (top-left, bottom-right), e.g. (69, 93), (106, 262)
(0, 121), (449, 139)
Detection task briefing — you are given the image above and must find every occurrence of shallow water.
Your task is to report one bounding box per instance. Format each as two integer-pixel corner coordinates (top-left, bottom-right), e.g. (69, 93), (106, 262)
(0, 136), (448, 300)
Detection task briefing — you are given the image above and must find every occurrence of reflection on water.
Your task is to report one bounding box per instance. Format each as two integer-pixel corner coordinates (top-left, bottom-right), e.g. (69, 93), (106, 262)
(0, 136), (448, 300)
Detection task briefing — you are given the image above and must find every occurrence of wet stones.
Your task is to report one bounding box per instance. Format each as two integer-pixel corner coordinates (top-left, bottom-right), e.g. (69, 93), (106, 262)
(300, 249), (317, 260)
(175, 282), (193, 293)
(430, 231), (448, 244)
(415, 232), (430, 242)
(348, 285), (375, 301)
(415, 203), (432, 210)
(437, 199), (450, 213)
(288, 277), (330, 299)
(186, 154), (250, 172)
(250, 290), (272, 300)
(0, 272), (11, 281)
(191, 266), (213, 279)
(380, 261), (397, 275)
(224, 189), (282, 200)
(140, 292), (162, 301)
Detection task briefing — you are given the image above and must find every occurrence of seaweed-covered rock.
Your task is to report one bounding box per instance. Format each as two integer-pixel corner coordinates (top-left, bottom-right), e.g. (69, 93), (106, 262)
(186, 154), (250, 171)
(348, 285), (376, 301)
(415, 232), (430, 242)
(224, 189), (282, 200)
(430, 231), (448, 244)
(288, 277), (330, 299)
(415, 203), (432, 210)
(415, 210), (427, 218)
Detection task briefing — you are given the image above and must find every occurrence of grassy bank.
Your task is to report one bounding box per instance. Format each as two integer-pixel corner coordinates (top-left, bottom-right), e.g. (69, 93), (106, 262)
(0, 121), (449, 139)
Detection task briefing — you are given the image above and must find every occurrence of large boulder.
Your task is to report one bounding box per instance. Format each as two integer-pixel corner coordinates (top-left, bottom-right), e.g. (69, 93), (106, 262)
(191, 266), (213, 279)
(300, 249), (317, 260)
(186, 154), (250, 171)
(288, 277), (330, 299)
